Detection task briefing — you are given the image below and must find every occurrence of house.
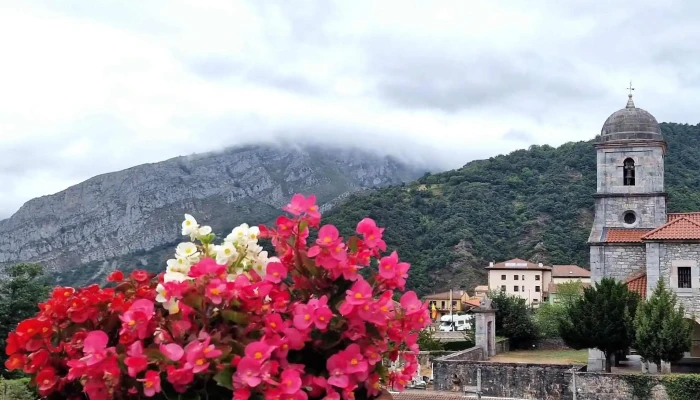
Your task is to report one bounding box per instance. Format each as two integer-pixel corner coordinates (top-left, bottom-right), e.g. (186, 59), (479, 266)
(473, 285), (489, 299)
(424, 290), (470, 321)
(485, 258), (552, 307)
(551, 265), (591, 284)
(587, 92), (700, 370)
(547, 282), (591, 304)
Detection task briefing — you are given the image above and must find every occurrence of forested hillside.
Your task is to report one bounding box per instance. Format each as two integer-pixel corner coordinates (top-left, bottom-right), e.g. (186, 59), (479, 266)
(324, 123), (700, 296)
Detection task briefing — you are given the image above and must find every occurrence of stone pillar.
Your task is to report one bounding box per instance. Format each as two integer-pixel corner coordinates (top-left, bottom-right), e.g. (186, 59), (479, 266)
(473, 298), (497, 359)
(587, 349), (605, 372)
(646, 242), (660, 298)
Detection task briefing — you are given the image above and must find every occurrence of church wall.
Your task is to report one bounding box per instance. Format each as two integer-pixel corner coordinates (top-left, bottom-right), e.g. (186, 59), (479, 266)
(658, 243), (700, 317)
(596, 196), (667, 229)
(599, 245), (646, 281)
(597, 146), (665, 194)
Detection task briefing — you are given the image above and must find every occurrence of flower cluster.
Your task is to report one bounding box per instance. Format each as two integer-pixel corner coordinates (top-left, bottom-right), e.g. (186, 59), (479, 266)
(5, 194), (430, 400)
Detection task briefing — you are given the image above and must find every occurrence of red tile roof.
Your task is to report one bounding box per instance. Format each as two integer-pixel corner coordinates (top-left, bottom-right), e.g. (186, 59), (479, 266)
(603, 228), (653, 243)
(552, 265), (591, 278)
(486, 258), (551, 270)
(668, 212), (700, 223)
(642, 217), (700, 240)
(623, 271), (647, 299)
(463, 298), (482, 308)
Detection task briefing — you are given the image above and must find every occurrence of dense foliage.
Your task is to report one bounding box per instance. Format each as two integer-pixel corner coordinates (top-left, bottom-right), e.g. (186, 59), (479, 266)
(489, 291), (538, 349)
(533, 281), (585, 338)
(634, 280), (693, 371)
(325, 123), (700, 296)
(558, 278), (639, 372)
(0, 263), (50, 377)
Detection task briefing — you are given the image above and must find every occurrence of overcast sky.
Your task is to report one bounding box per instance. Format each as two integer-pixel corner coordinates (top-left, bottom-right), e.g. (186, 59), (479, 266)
(1, 0), (700, 217)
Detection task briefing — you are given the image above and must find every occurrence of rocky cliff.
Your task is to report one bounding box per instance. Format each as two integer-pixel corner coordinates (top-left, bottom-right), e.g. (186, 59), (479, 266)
(0, 144), (423, 283)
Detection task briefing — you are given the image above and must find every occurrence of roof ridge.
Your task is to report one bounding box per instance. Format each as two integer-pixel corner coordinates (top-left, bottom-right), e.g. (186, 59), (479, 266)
(642, 216), (700, 240)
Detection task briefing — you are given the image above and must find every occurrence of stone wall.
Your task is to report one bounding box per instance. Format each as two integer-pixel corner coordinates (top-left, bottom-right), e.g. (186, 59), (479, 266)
(535, 337), (570, 351)
(433, 360), (575, 398)
(437, 347), (484, 362)
(657, 243), (700, 317)
(432, 360), (674, 399)
(495, 338), (509, 354)
(415, 351), (456, 368)
(598, 245), (646, 282)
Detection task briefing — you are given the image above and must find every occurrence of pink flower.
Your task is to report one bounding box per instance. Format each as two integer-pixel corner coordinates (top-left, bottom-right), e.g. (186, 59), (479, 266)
(284, 194), (317, 217)
(139, 370), (162, 397)
(356, 218), (386, 250)
(184, 341), (210, 374)
(326, 354), (350, 388)
(235, 388), (251, 400)
(400, 291), (424, 315)
(188, 258), (225, 278)
(316, 225), (340, 247)
(125, 341), (148, 378)
(166, 364), (194, 392)
(205, 279), (227, 305)
(310, 296), (333, 330)
(245, 341), (275, 362)
(343, 344), (368, 375)
(280, 369), (303, 394)
(83, 379), (109, 400)
(236, 357), (263, 387)
(81, 331), (108, 366)
(345, 279), (373, 306)
(160, 343), (184, 362)
(119, 299), (155, 339)
(265, 262), (287, 283)
(293, 303), (314, 330)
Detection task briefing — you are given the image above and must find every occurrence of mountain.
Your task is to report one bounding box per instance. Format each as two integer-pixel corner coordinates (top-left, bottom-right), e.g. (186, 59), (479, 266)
(323, 123), (700, 296)
(0, 144), (424, 285)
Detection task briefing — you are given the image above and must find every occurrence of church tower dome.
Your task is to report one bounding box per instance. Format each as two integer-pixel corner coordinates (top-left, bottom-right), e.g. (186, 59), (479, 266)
(599, 94), (664, 143)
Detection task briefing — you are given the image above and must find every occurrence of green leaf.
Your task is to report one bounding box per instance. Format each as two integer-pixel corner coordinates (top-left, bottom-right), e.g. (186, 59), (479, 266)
(200, 233), (216, 244)
(347, 236), (360, 253)
(144, 348), (168, 362)
(213, 365), (234, 390)
(221, 310), (249, 325)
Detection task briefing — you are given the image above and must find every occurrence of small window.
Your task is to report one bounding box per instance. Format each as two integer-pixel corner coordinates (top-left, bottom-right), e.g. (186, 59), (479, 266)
(501, 274), (506, 280)
(452, 301), (457, 307)
(533, 299), (538, 303)
(441, 301), (446, 309)
(522, 275), (525, 280)
(535, 286), (541, 292)
(501, 285), (506, 291)
(514, 286), (519, 292)
(535, 275), (540, 281)
(623, 158), (635, 186)
(514, 275), (519, 281)
(624, 211), (636, 225)
(678, 267), (692, 289)
(522, 286), (525, 292)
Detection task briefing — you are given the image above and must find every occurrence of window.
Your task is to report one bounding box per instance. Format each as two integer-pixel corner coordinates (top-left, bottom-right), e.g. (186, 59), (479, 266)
(533, 299), (538, 303)
(452, 301), (457, 308)
(678, 267), (692, 289)
(514, 286), (519, 292)
(522, 286), (525, 292)
(535, 275), (540, 281)
(514, 275), (519, 281)
(522, 275), (525, 280)
(501, 274), (506, 280)
(624, 211), (636, 225)
(535, 285), (541, 292)
(441, 301), (446, 309)
(623, 158), (635, 186)
(501, 285), (506, 292)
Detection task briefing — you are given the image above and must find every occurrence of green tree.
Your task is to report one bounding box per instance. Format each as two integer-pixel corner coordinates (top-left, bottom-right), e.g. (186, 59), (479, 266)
(558, 278), (636, 372)
(490, 290), (538, 348)
(417, 329), (445, 351)
(534, 303), (566, 338)
(0, 263), (51, 376)
(634, 280), (693, 373)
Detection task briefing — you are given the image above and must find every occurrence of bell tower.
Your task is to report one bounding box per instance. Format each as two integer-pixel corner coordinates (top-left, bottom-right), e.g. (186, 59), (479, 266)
(587, 91), (666, 371)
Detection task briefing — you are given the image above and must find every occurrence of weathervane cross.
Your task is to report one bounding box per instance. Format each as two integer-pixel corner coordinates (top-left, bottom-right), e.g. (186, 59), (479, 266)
(627, 80), (635, 95)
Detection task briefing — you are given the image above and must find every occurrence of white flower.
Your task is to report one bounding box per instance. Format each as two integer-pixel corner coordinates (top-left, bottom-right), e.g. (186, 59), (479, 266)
(176, 242), (199, 259)
(246, 243), (264, 257)
(167, 256), (192, 272)
(182, 214), (199, 237)
(164, 298), (180, 314)
(196, 225), (212, 238)
(164, 270), (188, 283)
(214, 242), (238, 265)
(248, 226), (260, 242)
(226, 223), (250, 245)
(156, 283), (169, 303)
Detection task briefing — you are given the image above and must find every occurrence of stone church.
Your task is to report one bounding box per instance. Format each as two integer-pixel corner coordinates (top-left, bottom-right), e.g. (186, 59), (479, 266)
(587, 92), (700, 371)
